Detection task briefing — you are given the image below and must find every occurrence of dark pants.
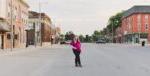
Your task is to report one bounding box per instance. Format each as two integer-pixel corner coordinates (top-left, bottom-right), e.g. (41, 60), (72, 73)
(73, 49), (81, 65)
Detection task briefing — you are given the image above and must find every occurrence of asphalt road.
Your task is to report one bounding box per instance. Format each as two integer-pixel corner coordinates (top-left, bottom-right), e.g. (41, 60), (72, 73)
(0, 44), (150, 76)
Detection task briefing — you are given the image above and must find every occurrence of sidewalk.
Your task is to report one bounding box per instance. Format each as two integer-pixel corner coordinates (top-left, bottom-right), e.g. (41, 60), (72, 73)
(0, 44), (63, 56)
(107, 43), (150, 47)
(0, 45), (41, 56)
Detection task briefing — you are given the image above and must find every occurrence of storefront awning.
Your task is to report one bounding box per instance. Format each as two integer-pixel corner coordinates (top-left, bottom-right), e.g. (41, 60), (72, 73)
(0, 18), (10, 32)
(0, 23), (10, 32)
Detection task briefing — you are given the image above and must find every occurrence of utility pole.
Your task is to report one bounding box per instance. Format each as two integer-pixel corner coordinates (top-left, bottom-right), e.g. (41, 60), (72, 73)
(39, 0), (42, 46)
(10, 0), (13, 51)
(112, 21), (114, 43)
(38, 0), (48, 46)
(34, 23), (36, 47)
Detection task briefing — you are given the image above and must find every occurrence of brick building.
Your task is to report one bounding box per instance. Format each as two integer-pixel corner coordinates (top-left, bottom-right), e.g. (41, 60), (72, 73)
(52, 27), (61, 44)
(116, 6), (150, 43)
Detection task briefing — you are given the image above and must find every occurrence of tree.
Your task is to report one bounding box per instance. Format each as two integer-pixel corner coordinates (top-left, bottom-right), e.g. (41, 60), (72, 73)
(100, 11), (124, 42)
(65, 31), (75, 41)
(60, 34), (65, 41)
(85, 35), (92, 42)
(65, 32), (70, 41)
(92, 30), (101, 41)
(79, 35), (85, 42)
(94, 30), (101, 35)
(107, 11), (124, 33)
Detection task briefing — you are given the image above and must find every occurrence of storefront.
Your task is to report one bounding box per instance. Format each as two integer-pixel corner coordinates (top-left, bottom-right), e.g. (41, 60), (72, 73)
(0, 18), (10, 49)
(123, 33), (148, 44)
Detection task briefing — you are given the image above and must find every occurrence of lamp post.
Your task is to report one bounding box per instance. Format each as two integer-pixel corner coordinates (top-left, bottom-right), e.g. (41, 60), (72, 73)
(51, 24), (56, 45)
(10, 0), (13, 51)
(38, 0), (48, 46)
(38, 0), (42, 46)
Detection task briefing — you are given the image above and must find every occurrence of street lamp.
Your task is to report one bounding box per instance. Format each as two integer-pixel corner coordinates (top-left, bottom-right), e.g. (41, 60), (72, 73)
(38, 0), (42, 46)
(38, 0), (48, 46)
(51, 24), (56, 45)
(10, 0), (13, 51)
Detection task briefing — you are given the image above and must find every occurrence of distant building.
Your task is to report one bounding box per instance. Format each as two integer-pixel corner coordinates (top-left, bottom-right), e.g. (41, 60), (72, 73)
(41, 13), (52, 45)
(0, 0), (29, 49)
(54, 27), (61, 44)
(118, 6), (150, 43)
(27, 11), (52, 46)
(27, 11), (41, 46)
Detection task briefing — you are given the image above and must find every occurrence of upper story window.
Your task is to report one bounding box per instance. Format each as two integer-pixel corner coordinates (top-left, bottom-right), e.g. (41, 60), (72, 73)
(127, 17), (132, 31)
(145, 24), (149, 30)
(137, 15), (141, 22)
(145, 15), (148, 19)
(137, 15), (141, 30)
(145, 15), (149, 23)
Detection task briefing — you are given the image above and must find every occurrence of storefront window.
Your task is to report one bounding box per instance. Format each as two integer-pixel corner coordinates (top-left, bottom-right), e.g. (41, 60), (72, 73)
(145, 24), (148, 30)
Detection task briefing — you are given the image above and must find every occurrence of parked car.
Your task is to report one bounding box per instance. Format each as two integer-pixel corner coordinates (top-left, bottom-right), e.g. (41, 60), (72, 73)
(60, 41), (66, 44)
(65, 40), (71, 44)
(96, 39), (106, 44)
(60, 40), (71, 44)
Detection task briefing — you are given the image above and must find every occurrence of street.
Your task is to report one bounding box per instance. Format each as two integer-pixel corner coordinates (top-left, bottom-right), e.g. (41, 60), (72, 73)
(0, 44), (150, 76)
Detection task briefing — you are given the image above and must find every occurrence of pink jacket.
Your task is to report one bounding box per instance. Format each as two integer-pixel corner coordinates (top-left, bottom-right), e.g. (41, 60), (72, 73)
(70, 41), (81, 51)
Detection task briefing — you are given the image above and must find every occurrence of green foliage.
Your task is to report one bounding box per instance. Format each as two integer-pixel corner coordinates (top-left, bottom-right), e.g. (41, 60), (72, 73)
(107, 11), (124, 33)
(85, 35), (92, 42)
(60, 34), (65, 41)
(65, 31), (75, 41)
(79, 35), (85, 42)
(92, 30), (105, 41)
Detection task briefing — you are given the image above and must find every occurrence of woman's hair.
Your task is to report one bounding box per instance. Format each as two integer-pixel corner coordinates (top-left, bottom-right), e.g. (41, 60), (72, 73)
(72, 36), (80, 43)
(76, 36), (80, 43)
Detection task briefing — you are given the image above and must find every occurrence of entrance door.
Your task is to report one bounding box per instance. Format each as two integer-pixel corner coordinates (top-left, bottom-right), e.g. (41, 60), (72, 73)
(135, 38), (139, 43)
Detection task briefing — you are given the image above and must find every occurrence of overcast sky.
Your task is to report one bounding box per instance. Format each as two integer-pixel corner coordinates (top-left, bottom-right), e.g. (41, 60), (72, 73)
(26, 0), (149, 35)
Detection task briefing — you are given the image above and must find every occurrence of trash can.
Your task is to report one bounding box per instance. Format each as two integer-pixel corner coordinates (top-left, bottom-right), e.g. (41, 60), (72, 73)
(142, 41), (145, 47)
(26, 42), (29, 48)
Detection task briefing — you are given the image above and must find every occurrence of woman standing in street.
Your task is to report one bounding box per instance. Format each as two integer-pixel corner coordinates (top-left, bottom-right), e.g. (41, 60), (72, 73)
(70, 37), (82, 67)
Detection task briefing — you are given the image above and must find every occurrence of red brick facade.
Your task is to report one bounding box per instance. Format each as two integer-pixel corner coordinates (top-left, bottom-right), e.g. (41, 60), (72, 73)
(117, 6), (150, 43)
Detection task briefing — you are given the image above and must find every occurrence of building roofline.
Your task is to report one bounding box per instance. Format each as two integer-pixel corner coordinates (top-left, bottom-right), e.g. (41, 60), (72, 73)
(29, 11), (52, 22)
(123, 5), (150, 18)
(122, 12), (150, 20)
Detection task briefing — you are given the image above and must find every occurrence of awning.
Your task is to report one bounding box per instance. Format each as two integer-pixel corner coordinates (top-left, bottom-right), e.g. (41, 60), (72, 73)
(0, 22), (10, 32)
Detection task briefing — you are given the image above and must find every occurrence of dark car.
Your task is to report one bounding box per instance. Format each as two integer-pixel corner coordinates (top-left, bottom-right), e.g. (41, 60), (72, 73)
(60, 41), (66, 44)
(96, 39), (106, 44)
(60, 40), (71, 44)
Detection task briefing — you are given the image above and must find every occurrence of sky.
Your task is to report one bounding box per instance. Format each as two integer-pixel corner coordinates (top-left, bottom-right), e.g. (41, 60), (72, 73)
(26, 0), (150, 35)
